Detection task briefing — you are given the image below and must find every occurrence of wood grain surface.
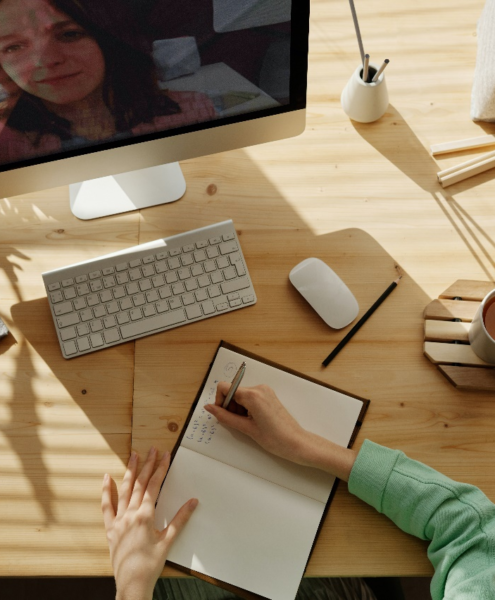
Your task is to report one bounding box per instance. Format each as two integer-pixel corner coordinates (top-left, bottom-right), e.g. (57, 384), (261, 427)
(1, 0), (494, 581)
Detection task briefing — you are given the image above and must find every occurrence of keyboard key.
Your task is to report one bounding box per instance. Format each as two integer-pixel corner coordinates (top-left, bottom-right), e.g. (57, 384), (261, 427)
(133, 294), (146, 307)
(62, 278), (74, 287)
(91, 319), (103, 332)
(186, 304), (202, 320)
(50, 291), (64, 303)
(216, 302), (229, 311)
(100, 290), (112, 303)
(235, 262), (246, 276)
(168, 257), (180, 270)
(73, 298), (87, 311)
(54, 301), (73, 316)
(139, 279), (152, 292)
(181, 254), (194, 266)
(77, 337), (91, 352)
(60, 326), (77, 341)
(243, 294), (255, 304)
(195, 289), (208, 302)
(63, 340), (78, 355)
(152, 275), (165, 287)
(80, 310), (93, 322)
(221, 277), (251, 295)
(143, 305), (156, 317)
(211, 271), (223, 284)
(165, 272), (178, 284)
(106, 301), (119, 314)
(77, 323), (90, 336)
(116, 262), (128, 272)
(102, 267), (115, 276)
(146, 290), (159, 303)
(57, 312), (79, 328)
(217, 256), (229, 269)
(64, 287), (77, 300)
(156, 251), (168, 260)
(104, 328), (120, 344)
(194, 249), (206, 262)
(159, 286), (172, 299)
(156, 301), (169, 313)
(103, 315), (116, 328)
(142, 265), (155, 277)
(182, 293), (195, 306)
(103, 276), (116, 288)
(155, 261), (168, 274)
(220, 241), (238, 254)
(116, 272), (129, 285)
(183, 244), (194, 253)
(90, 333), (104, 347)
(113, 286), (126, 299)
(93, 305), (106, 318)
(126, 282), (139, 295)
(185, 279), (198, 292)
(89, 270), (101, 280)
(169, 248), (181, 256)
(209, 236), (222, 245)
(206, 246), (219, 259)
(223, 266), (237, 280)
(129, 259), (141, 268)
(222, 232), (235, 242)
(120, 309), (186, 339)
(191, 265), (203, 277)
(77, 283), (90, 295)
(169, 297), (182, 310)
(198, 275), (210, 288)
(90, 280), (103, 292)
(202, 300), (215, 315)
(229, 298), (242, 308)
(48, 282), (61, 291)
(172, 283), (185, 295)
(75, 275), (88, 283)
(117, 312), (130, 325)
(129, 268), (142, 281)
(87, 294), (100, 307)
(143, 255), (155, 264)
(196, 239), (208, 249)
(120, 297), (133, 310)
(130, 308), (142, 321)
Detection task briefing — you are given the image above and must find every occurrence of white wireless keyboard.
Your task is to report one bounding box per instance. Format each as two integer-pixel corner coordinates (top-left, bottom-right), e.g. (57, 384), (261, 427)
(42, 220), (256, 359)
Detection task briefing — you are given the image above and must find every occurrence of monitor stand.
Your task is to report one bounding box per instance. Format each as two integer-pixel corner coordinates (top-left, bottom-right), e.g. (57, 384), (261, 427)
(69, 162), (186, 220)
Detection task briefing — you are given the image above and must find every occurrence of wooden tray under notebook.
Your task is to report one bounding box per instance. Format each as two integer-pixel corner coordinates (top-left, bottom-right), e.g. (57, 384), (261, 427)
(423, 280), (495, 391)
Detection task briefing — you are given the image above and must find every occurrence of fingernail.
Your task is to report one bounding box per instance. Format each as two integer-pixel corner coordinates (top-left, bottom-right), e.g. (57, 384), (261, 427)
(162, 451), (170, 461)
(103, 473), (109, 482)
(189, 498), (199, 509)
(130, 451), (137, 462)
(149, 446), (156, 456)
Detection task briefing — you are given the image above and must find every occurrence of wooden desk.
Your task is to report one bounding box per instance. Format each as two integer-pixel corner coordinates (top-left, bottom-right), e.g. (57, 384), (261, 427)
(1, 0), (494, 580)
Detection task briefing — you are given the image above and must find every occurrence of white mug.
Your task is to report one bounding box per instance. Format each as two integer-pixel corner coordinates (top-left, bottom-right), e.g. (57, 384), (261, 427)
(469, 289), (495, 364)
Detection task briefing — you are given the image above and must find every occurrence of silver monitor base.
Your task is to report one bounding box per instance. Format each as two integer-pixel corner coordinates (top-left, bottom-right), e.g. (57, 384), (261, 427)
(69, 162), (186, 220)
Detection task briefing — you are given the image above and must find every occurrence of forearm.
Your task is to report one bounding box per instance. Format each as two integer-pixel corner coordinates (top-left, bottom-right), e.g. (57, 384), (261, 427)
(296, 431), (357, 481)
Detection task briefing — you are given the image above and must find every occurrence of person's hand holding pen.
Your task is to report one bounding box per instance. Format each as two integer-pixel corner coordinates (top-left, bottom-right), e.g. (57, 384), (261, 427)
(205, 383), (357, 482)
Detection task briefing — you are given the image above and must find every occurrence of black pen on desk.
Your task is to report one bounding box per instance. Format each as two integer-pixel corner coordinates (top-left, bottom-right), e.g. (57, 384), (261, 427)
(222, 361), (247, 409)
(322, 276), (402, 367)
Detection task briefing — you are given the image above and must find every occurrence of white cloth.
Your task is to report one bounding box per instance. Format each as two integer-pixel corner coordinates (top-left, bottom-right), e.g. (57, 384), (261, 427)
(471, 0), (495, 121)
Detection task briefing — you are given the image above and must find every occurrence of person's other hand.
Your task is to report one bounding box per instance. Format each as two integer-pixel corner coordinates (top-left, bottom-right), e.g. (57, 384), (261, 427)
(205, 383), (309, 465)
(101, 447), (198, 600)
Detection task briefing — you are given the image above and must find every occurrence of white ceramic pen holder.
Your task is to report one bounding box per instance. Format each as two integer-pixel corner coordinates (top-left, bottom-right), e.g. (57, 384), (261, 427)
(341, 63), (389, 123)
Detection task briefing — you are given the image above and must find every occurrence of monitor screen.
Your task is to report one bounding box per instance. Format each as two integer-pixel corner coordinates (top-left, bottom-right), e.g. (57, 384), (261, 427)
(0, 0), (309, 214)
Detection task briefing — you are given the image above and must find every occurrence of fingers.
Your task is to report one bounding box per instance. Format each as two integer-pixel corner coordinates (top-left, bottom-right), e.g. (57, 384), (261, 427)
(204, 403), (253, 436)
(128, 447), (158, 510)
(101, 473), (116, 531)
(143, 451), (171, 507)
(215, 382), (254, 411)
(162, 498), (198, 546)
(117, 451), (139, 515)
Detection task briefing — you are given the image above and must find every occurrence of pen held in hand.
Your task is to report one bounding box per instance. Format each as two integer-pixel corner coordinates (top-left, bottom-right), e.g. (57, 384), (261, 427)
(322, 276), (402, 367)
(222, 361), (247, 409)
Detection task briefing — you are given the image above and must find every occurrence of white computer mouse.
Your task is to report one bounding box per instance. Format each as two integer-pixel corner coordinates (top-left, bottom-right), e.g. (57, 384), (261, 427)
(289, 258), (359, 329)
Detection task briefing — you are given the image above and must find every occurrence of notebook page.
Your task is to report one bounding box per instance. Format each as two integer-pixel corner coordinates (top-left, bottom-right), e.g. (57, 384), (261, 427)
(155, 446), (324, 600)
(181, 346), (363, 502)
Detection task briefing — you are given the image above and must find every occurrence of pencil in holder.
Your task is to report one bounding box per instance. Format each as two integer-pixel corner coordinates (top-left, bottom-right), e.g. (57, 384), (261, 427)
(341, 63), (389, 123)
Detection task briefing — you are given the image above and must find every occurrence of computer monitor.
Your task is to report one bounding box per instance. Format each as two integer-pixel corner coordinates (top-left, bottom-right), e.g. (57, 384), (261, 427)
(0, 0), (309, 219)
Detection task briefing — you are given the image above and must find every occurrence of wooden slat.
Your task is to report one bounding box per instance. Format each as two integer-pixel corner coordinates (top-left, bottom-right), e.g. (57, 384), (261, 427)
(439, 280), (494, 301)
(438, 365), (495, 391)
(424, 319), (470, 342)
(424, 341), (491, 366)
(423, 298), (479, 322)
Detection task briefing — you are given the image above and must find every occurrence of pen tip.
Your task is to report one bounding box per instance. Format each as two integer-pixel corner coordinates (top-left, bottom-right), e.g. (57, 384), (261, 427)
(385, 59), (390, 63)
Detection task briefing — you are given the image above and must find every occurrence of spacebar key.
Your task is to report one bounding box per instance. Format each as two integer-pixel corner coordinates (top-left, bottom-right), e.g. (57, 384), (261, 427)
(120, 310), (186, 339)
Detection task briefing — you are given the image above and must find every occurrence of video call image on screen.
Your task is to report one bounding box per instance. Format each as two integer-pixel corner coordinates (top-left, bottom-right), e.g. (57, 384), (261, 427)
(0, 0), (292, 168)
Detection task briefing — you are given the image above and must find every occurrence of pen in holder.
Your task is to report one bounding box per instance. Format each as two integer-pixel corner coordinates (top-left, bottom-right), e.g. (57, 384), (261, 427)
(341, 62), (389, 123)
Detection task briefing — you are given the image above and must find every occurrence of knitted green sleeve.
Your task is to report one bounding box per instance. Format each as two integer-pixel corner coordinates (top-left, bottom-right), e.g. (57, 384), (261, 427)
(348, 440), (495, 599)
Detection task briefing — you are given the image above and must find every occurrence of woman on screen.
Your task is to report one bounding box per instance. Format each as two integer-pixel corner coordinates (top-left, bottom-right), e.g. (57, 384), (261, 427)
(0, 0), (216, 164)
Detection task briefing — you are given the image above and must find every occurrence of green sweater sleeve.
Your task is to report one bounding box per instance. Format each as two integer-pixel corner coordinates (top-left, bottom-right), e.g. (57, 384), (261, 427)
(348, 440), (495, 599)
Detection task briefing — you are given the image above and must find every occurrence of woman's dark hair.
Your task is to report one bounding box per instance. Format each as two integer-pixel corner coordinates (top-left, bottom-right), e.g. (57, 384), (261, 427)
(6, 0), (180, 142)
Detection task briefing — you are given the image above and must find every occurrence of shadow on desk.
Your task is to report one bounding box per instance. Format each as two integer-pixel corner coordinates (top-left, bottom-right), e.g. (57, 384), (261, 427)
(352, 104), (495, 281)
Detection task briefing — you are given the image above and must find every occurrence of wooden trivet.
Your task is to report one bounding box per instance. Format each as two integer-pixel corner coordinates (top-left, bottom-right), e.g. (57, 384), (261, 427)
(423, 280), (495, 391)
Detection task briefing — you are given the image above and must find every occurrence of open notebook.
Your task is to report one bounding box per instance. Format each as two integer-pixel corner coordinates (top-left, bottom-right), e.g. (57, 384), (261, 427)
(154, 342), (369, 600)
